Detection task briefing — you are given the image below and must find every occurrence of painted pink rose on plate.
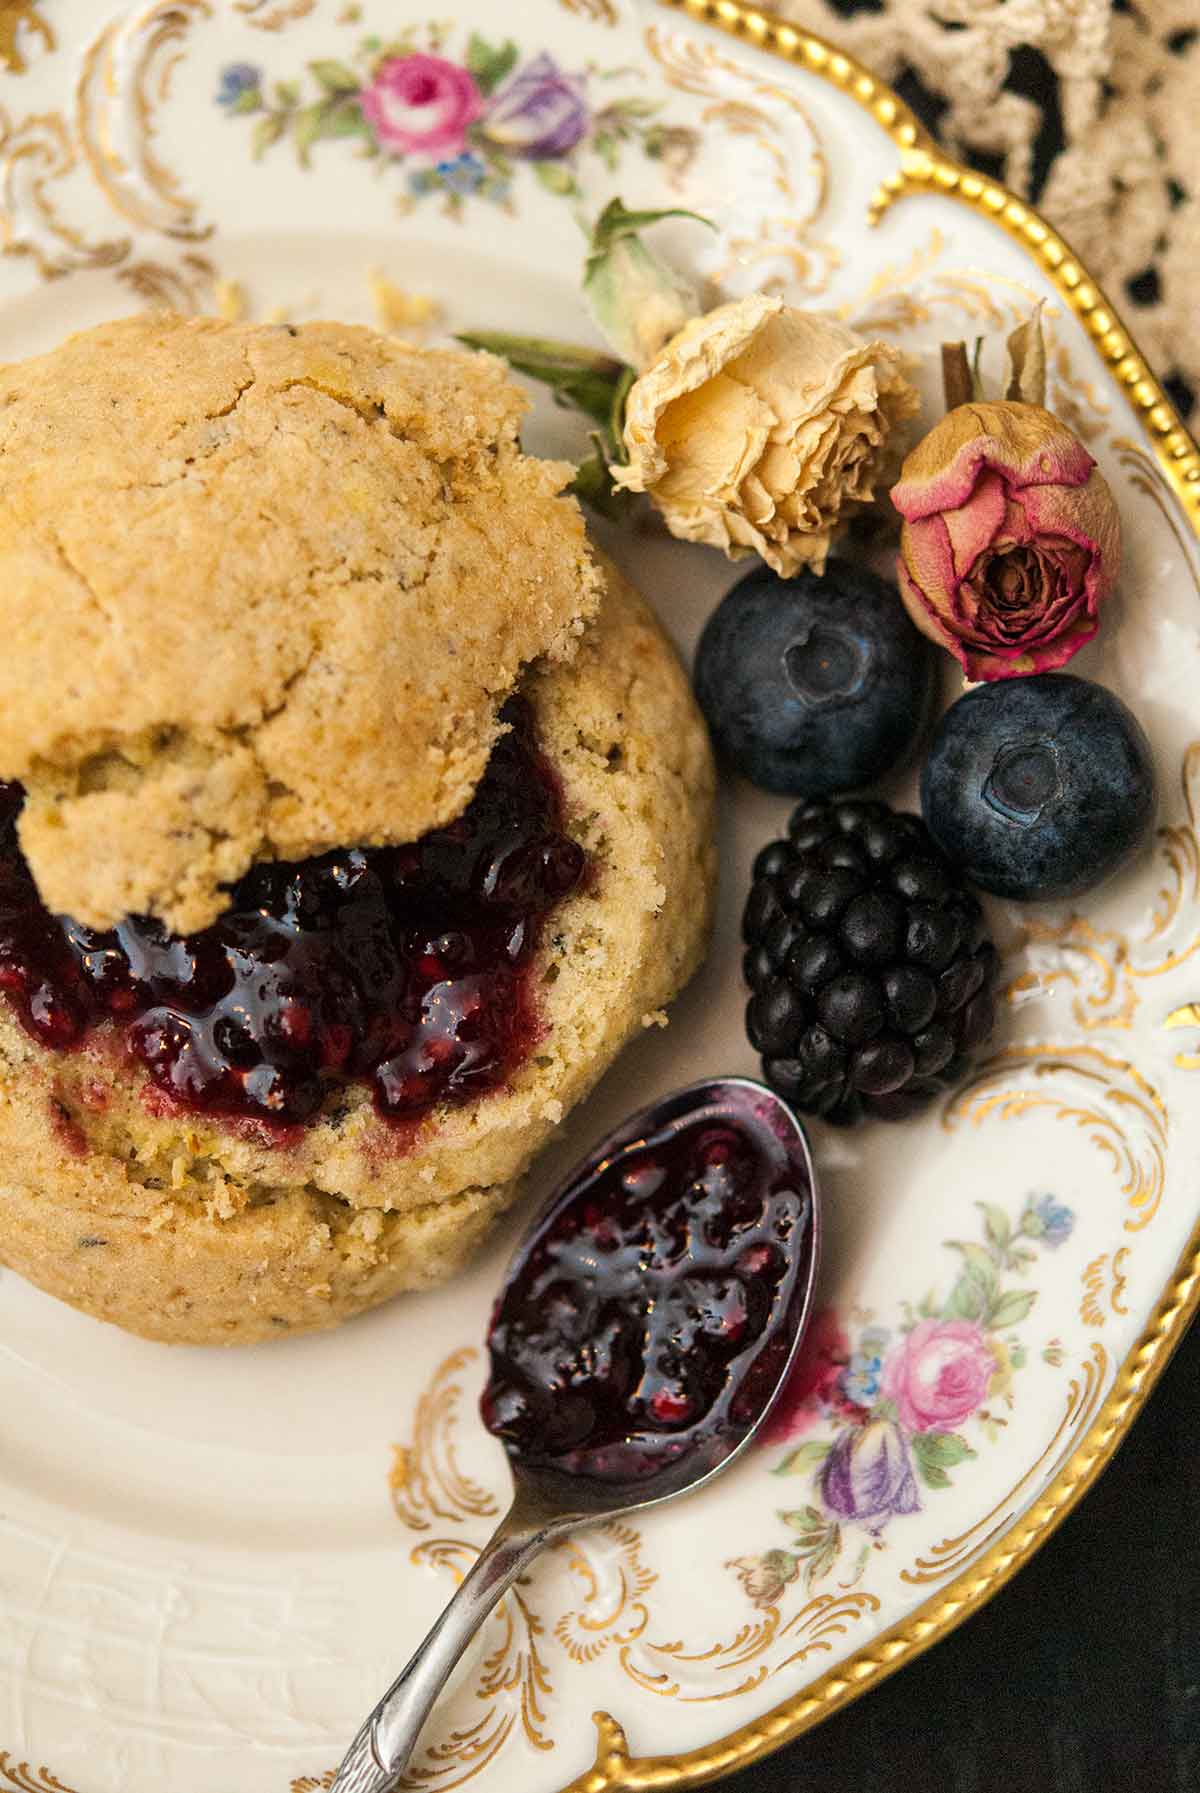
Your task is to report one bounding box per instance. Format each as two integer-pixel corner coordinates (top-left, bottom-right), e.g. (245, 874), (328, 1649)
(360, 53), (483, 158)
(881, 1318), (996, 1434)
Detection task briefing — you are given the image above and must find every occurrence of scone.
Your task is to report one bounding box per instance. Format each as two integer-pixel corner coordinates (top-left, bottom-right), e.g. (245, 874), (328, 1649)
(0, 318), (716, 1344)
(0, 314), (605, 934)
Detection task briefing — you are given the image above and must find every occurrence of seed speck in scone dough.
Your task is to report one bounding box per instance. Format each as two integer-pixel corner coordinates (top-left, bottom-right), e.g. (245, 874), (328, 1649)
(0, 315), (602, 933)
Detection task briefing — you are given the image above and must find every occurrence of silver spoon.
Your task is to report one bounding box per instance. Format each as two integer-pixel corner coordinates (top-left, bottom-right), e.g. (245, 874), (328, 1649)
(330, 1075), (820, 1793)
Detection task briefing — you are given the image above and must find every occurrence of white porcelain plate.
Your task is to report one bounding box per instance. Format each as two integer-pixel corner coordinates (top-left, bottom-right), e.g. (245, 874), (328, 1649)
(1, 3), (1199, 1791)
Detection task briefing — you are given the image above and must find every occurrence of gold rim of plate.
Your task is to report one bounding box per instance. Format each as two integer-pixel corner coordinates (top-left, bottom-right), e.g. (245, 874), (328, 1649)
(551, 3), (1200, 1789)
(0, 8), (1195, 1793)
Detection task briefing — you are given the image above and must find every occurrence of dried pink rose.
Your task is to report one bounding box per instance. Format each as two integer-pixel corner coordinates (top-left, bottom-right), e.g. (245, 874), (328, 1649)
(890, 401), (1121, 681)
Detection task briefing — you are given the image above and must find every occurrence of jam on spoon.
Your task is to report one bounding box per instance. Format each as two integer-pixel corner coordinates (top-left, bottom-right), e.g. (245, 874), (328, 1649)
(329, 1079), (819, 1793)
(482, 1080), (815, 1493)
(0, 697), (584, 1131)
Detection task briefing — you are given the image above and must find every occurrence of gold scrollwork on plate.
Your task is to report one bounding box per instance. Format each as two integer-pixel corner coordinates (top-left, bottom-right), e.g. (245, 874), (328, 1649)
(1005, 916), (1137, 1031)
(944, 1045), (1166, 1234)
(644, 24), (837, 296)
(836, 233), (1110, 448)
(0, 1760), (77, 1793)
(0, 107), (129, 277)
(76, 0), (213, 242)
(619, 1591), (879, 1703)
(115, 248), (218, 311)
(840, 233), (1007, 335)
(1164, 1001), (1200, 1070)
(390, 1347), (500, 1533)
(558, 0), (620, 23)
(1049, 345), (1113, 446)
(401, 1537), (553, 1789)
(1113, 436), (1200, 603)
(1080, 1251), (1130, 1327)
(902, 1343), (1107, 1585)
(1005, 743), (1200, 1035)
(552, 1522), (656, 1663)
(0, 3), (54, 75)
(235, 0), (317, 27)
(836, 224), (946, 320)
(384, 1352), (872, 1728)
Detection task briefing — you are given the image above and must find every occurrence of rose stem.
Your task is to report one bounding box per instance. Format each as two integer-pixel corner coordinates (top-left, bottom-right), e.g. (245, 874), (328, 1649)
(941, 341), (973, 412)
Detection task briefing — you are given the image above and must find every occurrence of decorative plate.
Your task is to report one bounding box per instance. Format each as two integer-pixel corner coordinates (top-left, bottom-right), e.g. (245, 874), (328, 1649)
(0, 3), (1198, 1791)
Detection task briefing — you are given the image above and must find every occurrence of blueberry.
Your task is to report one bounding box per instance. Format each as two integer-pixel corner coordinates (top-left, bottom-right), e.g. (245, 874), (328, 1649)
(693, 562), (937, 796)
(921, 674), (1156, 902)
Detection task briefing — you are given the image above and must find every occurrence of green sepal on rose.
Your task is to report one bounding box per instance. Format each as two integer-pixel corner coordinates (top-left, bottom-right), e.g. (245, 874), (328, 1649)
(460, 199), (917, 554)
(458, 201), (707, 512)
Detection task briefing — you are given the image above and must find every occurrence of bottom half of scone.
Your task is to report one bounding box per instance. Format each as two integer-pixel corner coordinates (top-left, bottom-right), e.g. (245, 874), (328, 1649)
(0, 564), (716, 1343)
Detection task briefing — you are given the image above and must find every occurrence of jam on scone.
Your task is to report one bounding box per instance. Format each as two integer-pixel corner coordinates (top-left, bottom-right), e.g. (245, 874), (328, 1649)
(0, 699), (584, 1128)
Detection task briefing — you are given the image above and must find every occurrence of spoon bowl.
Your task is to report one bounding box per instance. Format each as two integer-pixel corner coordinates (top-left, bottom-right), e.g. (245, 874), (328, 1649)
(331, 1077), (820, 1793)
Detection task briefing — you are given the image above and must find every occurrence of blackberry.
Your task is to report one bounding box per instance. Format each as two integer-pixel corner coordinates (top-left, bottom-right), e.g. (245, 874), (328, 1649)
(742, 797), (999, 1125)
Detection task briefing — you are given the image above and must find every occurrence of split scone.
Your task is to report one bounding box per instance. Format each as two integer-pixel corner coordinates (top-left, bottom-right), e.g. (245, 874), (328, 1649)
(0, 317), (715, 1343)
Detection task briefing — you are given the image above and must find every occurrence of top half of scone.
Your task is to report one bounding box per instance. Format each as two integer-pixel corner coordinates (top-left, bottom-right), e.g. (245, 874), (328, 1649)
(0, 313), (604, 936)
(0, 316), (714, 1163)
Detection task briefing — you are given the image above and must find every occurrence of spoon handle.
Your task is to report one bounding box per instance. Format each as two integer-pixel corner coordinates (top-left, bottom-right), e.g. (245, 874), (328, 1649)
(329, 1489), (569, 1793)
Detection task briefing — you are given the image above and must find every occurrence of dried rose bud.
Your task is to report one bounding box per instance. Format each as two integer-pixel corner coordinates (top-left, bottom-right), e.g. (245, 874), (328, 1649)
(891, 401), (1121, 681)
(614, 294), (920, 576)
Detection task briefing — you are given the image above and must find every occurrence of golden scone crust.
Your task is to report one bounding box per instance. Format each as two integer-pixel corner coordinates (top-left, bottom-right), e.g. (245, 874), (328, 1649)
(0, 563), (716, 1343)
(0, 316), (601, 933)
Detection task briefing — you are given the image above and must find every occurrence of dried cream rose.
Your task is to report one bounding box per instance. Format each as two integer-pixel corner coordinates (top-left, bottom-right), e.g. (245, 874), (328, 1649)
(612, 294), (920, 575)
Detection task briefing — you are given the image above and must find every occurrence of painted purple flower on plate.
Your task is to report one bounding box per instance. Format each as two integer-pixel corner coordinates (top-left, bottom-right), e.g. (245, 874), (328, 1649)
(820, 1419), (920, 1529)
(483, 52), (589, 159)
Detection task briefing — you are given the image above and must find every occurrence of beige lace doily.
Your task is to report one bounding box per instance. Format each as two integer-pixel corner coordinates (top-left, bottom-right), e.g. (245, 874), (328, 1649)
(777, 0), (1198, 419)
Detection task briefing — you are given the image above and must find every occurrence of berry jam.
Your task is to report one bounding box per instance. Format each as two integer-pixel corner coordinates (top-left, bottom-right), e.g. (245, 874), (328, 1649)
(0, 699), (584, 1129)
(482, 1084), (816, 1492)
